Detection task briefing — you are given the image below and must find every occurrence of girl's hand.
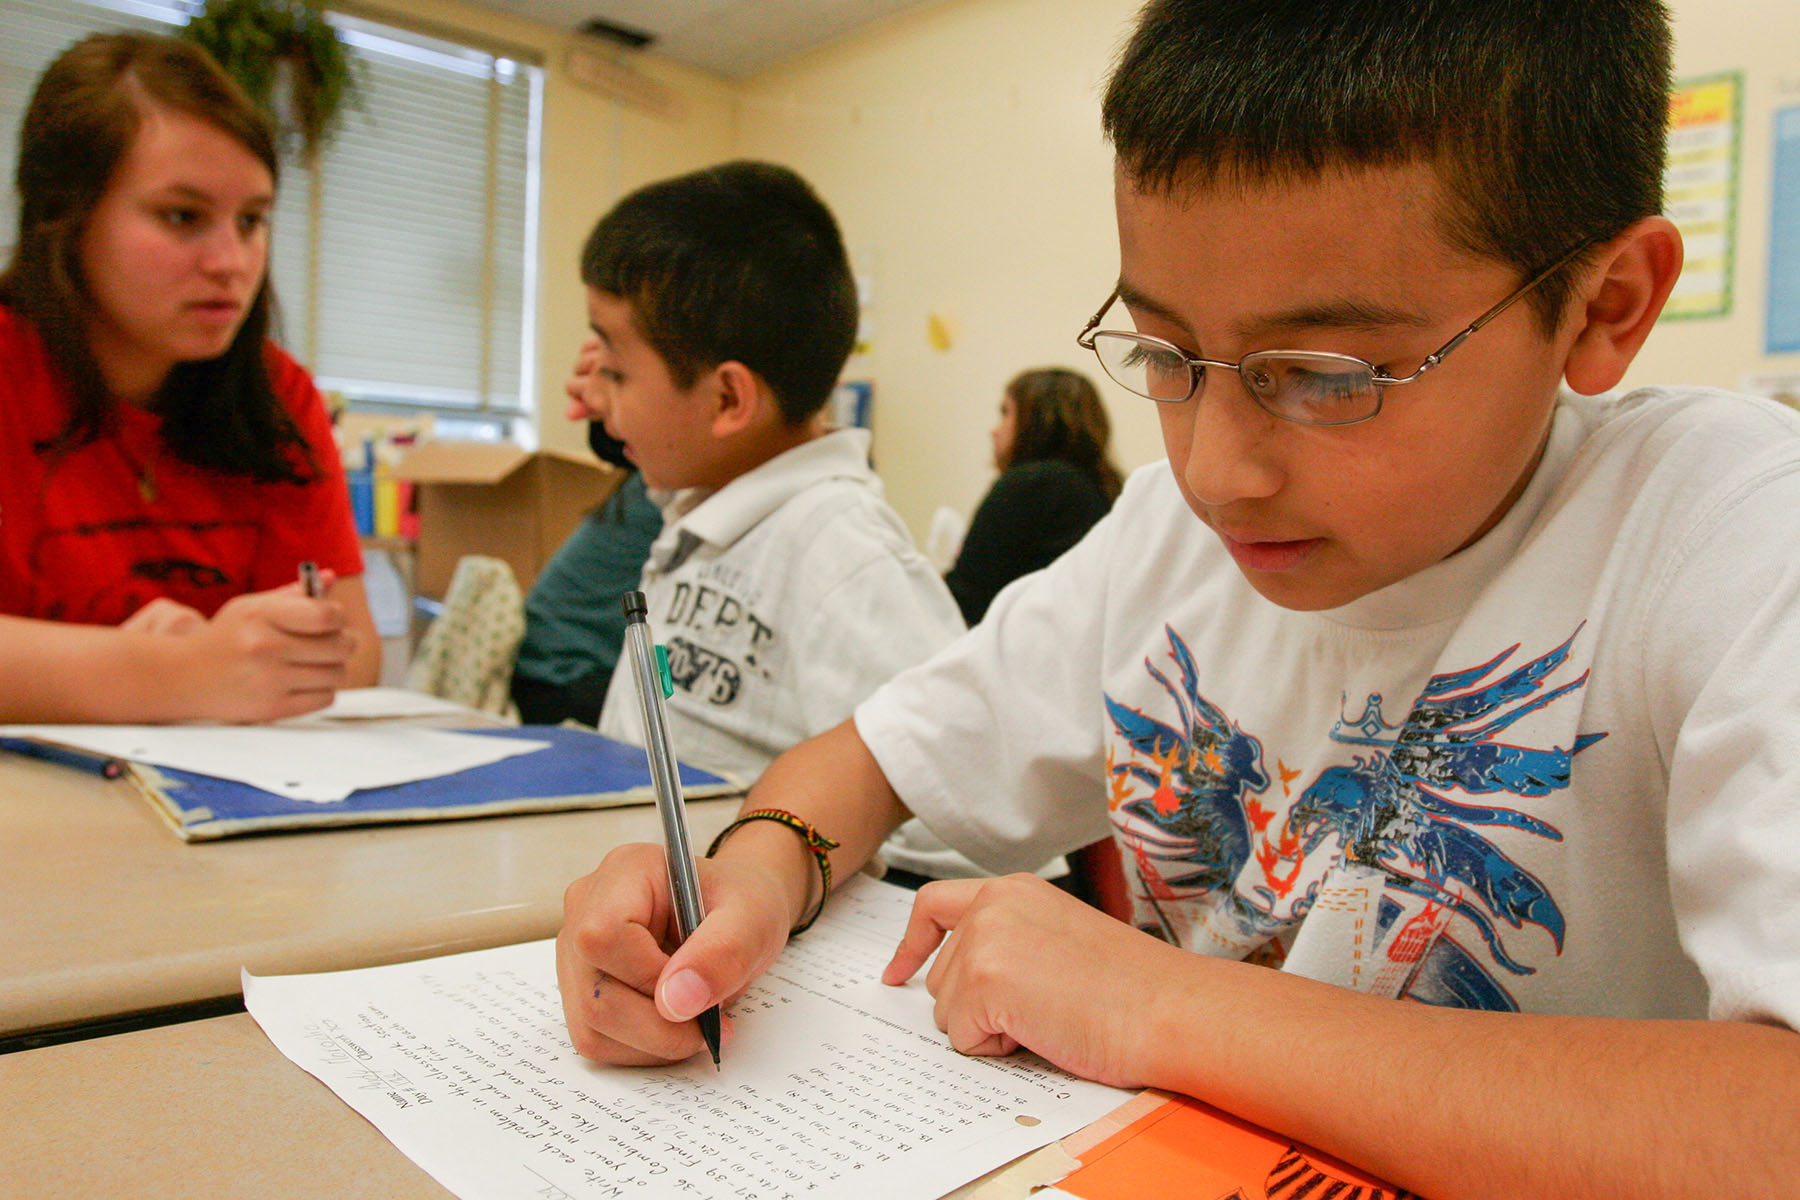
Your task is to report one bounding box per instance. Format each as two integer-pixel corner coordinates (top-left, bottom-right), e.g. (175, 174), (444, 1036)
(176, 581), (356, 722)
(121, 596), (206, 637)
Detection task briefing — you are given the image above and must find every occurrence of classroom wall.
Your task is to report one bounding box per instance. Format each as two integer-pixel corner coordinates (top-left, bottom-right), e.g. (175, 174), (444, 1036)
(724, 0), (1800, 538)
(350, 0), (737, 458)
(378, 0), (1798, 536)
(1625, 3), (1800, 397)
(734, 0), (1147, 535)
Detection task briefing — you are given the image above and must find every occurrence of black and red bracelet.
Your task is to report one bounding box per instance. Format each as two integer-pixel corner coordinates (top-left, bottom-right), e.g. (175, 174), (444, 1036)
(706, 808), (840, 934)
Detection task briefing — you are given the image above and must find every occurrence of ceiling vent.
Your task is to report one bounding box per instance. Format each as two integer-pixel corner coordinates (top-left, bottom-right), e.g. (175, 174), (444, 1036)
(565, 17), (680, 119)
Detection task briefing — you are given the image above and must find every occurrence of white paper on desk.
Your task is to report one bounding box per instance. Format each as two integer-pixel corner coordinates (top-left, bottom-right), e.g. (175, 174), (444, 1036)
(280, 686), (486, 724)
(244, 874), (1131, 1200)
(0, 724), (546, 803)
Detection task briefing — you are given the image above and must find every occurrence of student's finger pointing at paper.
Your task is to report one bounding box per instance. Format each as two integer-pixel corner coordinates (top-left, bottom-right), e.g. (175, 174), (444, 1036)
(882, 877), (979, 986)
(890, 879), (1025, 1058)
(906, 875), (1212, 1090)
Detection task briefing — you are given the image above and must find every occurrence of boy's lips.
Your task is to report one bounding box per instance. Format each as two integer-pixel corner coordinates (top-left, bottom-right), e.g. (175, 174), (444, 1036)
(1217, 530), (1325, 572)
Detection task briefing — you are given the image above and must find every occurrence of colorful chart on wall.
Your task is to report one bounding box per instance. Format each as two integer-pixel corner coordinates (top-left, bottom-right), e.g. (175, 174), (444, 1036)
(1663, 72), (1742, 320)
(1768, 104), (1800, 353)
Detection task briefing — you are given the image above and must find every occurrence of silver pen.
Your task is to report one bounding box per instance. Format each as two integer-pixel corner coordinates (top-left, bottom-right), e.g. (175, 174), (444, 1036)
(621, 589), (722, 1067)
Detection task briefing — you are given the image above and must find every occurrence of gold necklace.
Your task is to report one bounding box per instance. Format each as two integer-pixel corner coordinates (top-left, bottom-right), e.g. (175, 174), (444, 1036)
(115, 437), (159, 504)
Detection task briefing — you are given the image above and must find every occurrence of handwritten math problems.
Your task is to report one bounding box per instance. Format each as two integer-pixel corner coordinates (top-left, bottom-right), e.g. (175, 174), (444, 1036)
(245, 875), (1129, 1200)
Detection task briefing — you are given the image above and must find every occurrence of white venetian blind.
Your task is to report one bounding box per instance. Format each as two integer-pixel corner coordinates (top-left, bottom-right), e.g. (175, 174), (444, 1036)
(0, 0), (540, 423)
(0, 0), (168, 235)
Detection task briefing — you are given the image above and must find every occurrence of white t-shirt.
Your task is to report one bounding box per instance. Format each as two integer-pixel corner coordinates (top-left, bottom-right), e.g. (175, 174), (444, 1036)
(857, 388), (1800, 1027)
(600, 428), (965, 787)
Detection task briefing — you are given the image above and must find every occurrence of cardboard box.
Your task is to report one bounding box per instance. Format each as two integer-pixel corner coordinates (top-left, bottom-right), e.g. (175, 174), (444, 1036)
(394, 441), (622, 598)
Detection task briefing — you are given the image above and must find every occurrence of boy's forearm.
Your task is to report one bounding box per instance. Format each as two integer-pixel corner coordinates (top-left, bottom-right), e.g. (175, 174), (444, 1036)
(714, 718), (910, 931)
(1152, 957), (1800, 1200)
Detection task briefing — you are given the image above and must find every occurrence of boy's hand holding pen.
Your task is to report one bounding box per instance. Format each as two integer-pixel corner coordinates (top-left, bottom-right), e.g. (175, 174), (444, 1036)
(556, 841), (803, 1066)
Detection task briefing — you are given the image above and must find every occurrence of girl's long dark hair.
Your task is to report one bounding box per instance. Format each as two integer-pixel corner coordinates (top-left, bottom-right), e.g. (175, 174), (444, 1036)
(0, 32), (314, 483)
(1003, 367), (1123, 501)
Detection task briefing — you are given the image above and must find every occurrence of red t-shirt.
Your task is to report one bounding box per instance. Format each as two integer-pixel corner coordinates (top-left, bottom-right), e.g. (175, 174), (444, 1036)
(0, 307), (363, 625)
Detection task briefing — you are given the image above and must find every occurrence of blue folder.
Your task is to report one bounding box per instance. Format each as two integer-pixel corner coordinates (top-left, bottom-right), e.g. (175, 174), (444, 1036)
(116, 724), (743, 841)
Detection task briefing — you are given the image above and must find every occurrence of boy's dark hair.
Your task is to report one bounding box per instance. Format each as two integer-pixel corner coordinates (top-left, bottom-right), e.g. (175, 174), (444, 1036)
(1005, 367), (1124, 502)
(1, 32), (313, 484)
(580, 160), (857, 425)
(1102, 0), (1673, 330)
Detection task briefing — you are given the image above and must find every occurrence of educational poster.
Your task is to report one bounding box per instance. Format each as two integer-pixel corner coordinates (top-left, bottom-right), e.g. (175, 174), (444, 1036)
(1768, 104), (1800, 353)
(1046, 1093), (1415, 1200)
(1663, 72), (1742, 320)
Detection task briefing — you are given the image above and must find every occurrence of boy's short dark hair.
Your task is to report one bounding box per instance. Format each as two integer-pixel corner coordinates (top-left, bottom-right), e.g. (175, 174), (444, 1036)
(1102, 0), (1673, 329)
(580, 160), (857, 425)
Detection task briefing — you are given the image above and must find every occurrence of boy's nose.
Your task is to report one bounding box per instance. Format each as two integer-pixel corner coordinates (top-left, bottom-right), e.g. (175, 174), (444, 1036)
(1169, 378), (1283, 508)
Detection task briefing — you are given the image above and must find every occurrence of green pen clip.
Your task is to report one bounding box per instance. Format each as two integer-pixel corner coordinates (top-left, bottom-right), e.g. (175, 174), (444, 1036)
(654, 644), (674, 698)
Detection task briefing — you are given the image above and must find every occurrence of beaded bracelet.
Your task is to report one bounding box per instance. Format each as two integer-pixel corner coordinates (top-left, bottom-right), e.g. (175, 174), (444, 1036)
(706, 808), (840, 935)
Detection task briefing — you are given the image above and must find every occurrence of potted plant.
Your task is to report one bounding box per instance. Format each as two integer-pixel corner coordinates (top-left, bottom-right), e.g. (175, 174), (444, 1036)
(181, 0), (359, 165)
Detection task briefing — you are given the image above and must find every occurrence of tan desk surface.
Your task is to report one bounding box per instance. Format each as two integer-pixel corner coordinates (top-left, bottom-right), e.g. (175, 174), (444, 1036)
(4, 1013), (456, 1198)
(0, 753), (738, 1039)
(0, 1012), (1160, 1199)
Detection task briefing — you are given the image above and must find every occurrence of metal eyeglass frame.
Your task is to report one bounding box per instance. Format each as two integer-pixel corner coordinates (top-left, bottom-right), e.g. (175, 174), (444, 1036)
(1074, 239), (1594, 426)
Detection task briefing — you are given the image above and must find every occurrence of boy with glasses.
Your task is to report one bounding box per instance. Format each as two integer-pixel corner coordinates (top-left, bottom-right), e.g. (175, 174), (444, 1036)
(559, 4), (1800, 1194)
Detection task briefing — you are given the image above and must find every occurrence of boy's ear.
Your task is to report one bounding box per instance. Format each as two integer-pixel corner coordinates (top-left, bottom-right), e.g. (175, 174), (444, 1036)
(1561, 216), (1683, 395)
(708, 361), (767, 438)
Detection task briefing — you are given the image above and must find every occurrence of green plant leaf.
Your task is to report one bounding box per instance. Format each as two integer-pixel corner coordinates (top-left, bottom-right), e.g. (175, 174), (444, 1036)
(180, 0), (362, 162)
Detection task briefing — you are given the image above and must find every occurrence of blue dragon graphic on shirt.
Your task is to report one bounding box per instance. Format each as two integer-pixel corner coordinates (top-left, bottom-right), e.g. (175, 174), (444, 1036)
(1104, 624), (1605, 1010)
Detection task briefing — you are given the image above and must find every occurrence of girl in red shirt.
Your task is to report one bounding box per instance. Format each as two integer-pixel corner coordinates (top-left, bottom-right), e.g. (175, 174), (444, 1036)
(0, 32), (377, 721)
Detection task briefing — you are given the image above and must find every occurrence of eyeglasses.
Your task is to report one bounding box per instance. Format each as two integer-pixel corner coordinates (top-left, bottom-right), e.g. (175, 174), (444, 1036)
(1075, 241), (1592, 427)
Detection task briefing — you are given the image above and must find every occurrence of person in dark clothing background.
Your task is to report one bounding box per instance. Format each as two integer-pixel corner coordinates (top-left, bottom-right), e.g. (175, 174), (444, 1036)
(944, 367), (1123, 624)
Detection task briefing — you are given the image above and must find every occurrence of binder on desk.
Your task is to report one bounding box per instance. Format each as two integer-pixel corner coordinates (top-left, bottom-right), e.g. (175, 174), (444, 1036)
(117, 725), (744, 842)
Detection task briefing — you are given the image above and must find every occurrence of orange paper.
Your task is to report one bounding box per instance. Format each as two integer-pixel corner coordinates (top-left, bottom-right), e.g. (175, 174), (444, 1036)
(1057, 1094), (1416, 1199)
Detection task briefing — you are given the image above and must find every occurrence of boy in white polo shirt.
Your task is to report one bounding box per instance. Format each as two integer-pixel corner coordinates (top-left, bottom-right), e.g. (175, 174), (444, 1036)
(578, 161), (966, 837)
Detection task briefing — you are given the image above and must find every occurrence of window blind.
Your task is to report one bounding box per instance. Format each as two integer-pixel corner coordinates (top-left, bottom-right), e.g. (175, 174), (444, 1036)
(0, 0), (540, 423)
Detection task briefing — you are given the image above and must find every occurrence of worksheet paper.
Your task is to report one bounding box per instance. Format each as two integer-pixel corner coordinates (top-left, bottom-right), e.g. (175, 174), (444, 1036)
(245, 875), (1132, 1200)
(282, 686), (487, 723)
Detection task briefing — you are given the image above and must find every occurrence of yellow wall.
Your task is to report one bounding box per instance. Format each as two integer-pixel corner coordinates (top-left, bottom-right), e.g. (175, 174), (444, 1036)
(1624, 4), (1800, 396)
(734, 0), (1146, 533)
